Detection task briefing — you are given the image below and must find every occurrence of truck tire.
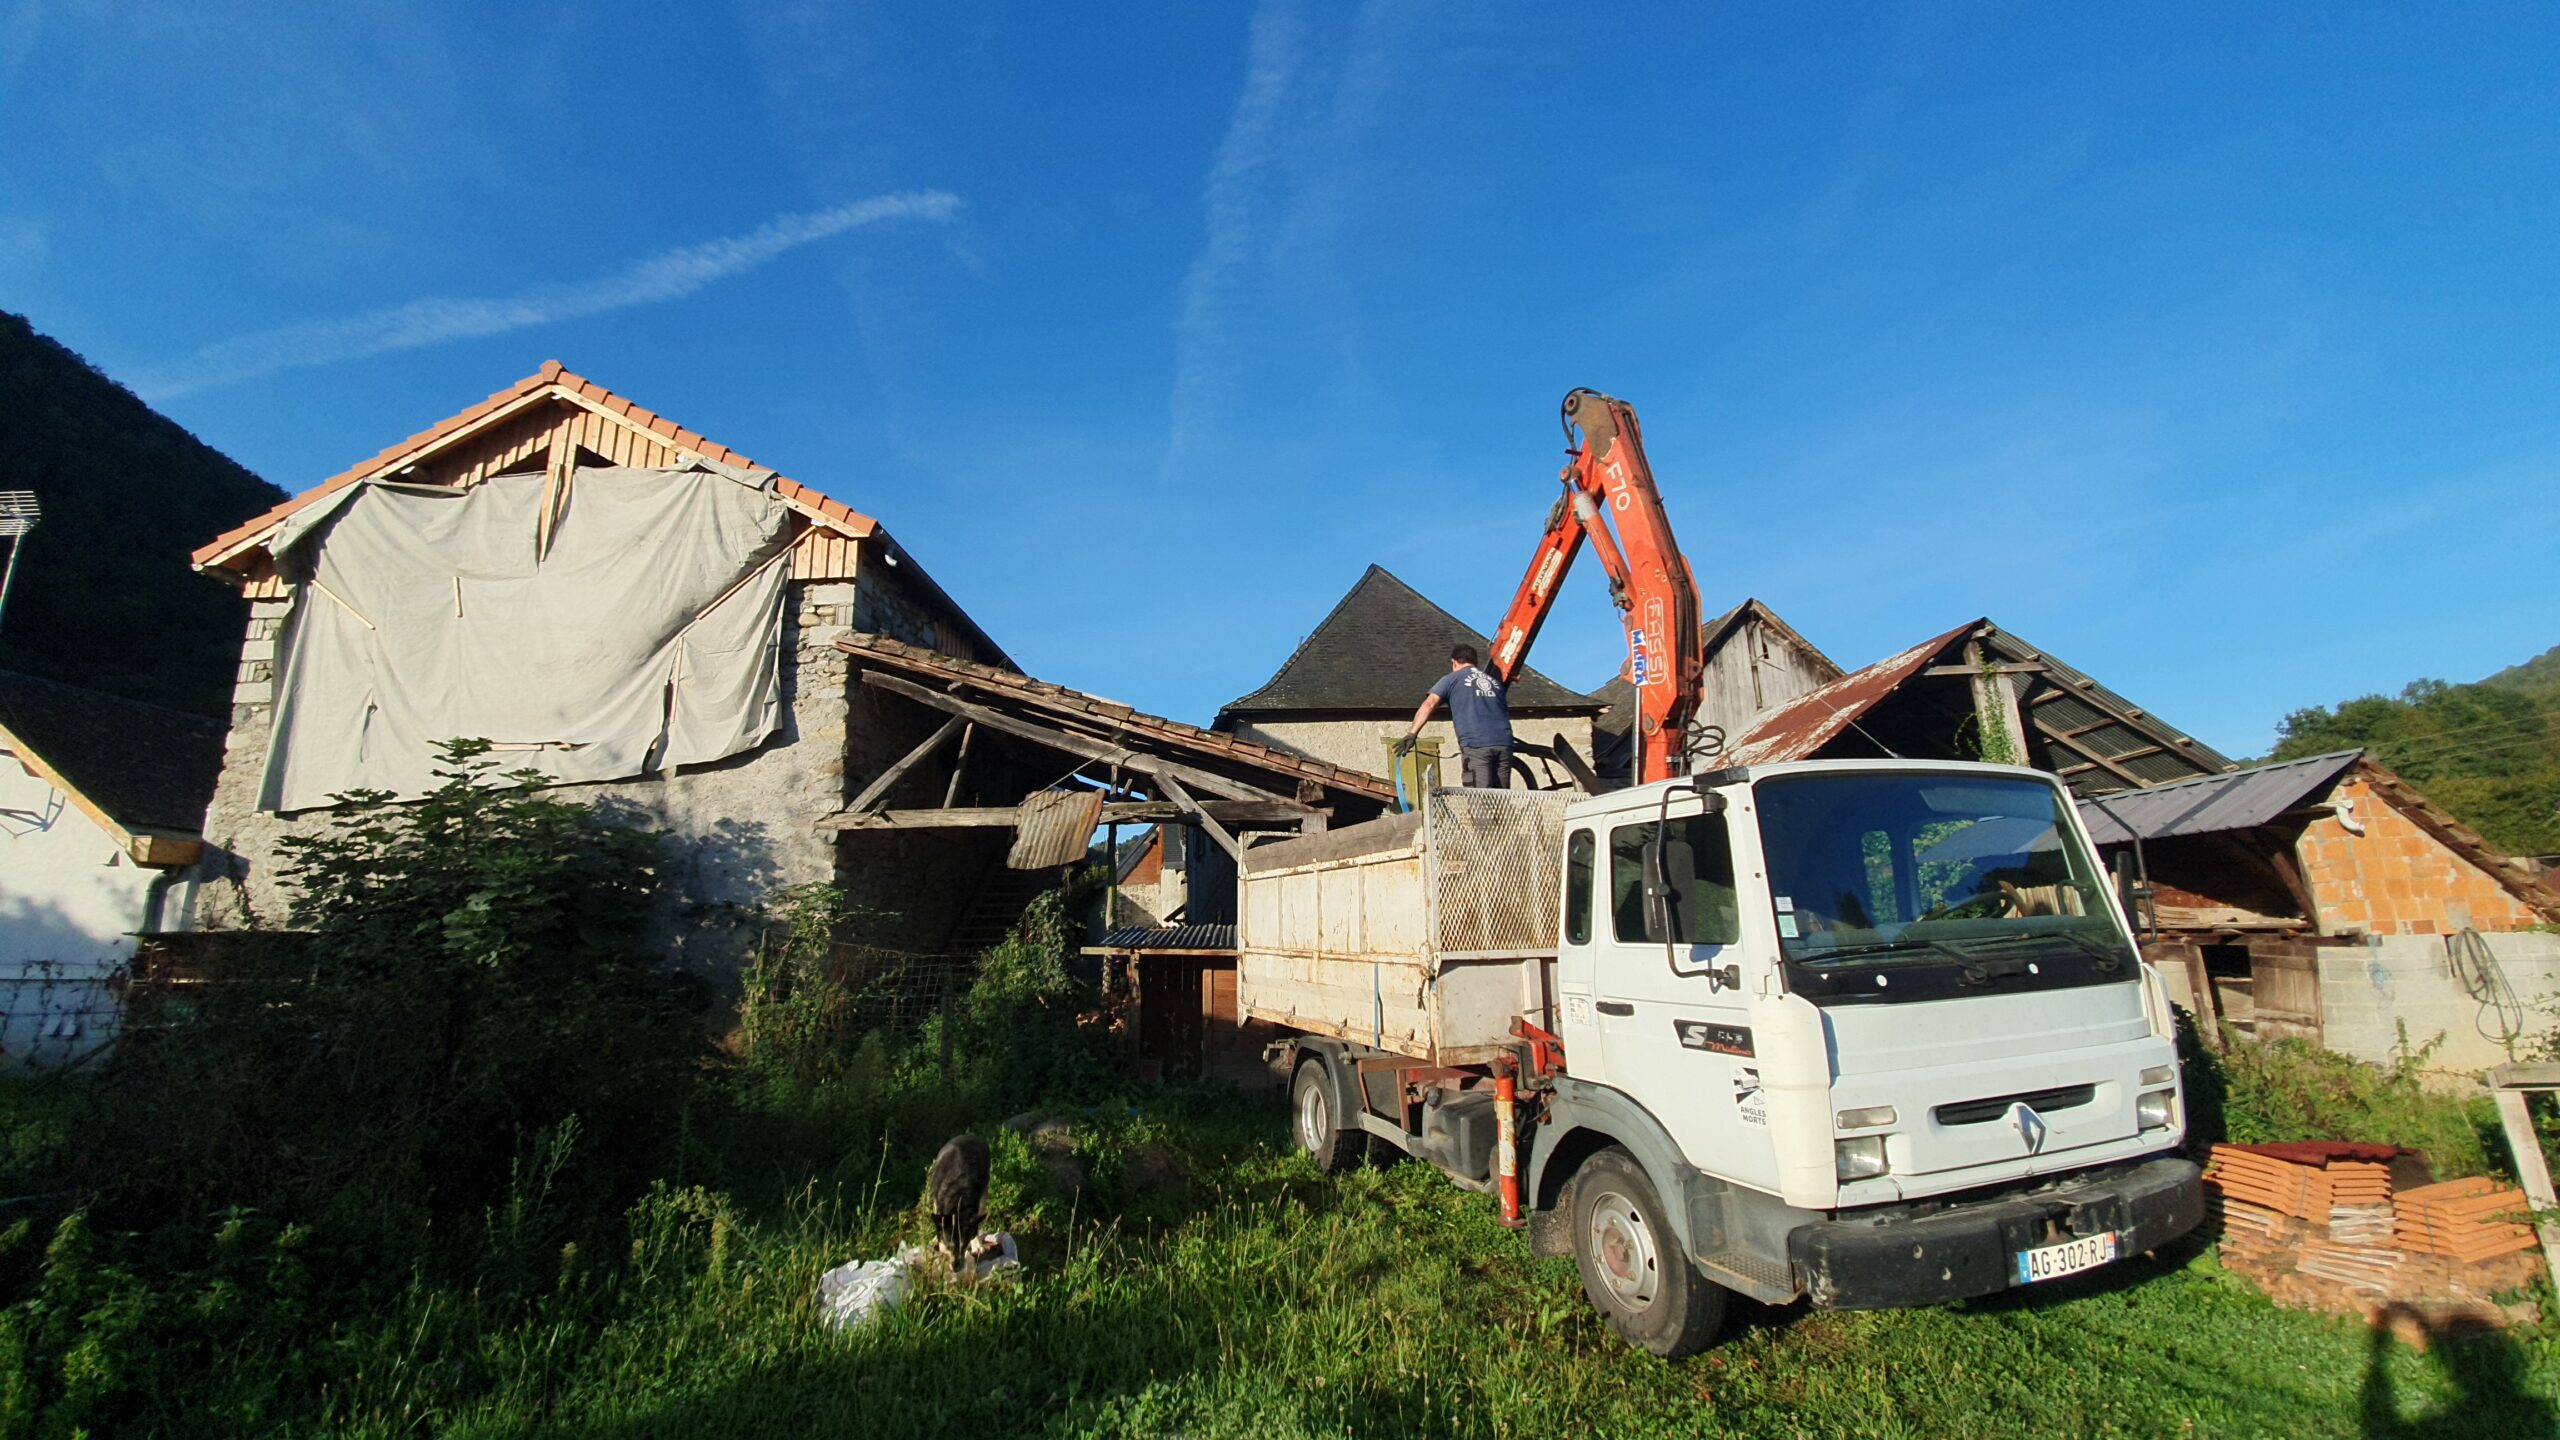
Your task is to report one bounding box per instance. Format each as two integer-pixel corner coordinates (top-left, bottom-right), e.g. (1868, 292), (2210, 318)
(1291, 1057), (1367, 1174)
(1569, 1146), (1726, 1358)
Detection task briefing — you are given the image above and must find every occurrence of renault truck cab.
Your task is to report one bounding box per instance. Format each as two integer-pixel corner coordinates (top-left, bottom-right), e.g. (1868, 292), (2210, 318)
(1530, 759), (2202, 1352)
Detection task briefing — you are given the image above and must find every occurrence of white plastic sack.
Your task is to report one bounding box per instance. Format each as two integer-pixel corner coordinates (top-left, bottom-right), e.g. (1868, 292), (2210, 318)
(963, 1232), (1022, 1279)
(816, 1244), (926, 1332)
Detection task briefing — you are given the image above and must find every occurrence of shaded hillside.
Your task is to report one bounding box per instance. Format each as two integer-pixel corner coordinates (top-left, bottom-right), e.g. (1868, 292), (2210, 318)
(0, 311), (283, 715)
(2272, 651), (2560, 859)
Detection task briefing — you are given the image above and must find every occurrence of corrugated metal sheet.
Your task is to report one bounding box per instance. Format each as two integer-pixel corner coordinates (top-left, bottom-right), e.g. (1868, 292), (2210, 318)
(1713, 621), (1976, 768)
(1007, 788), (1104, 869)
(2075, 751), (2363, 845)
(1096, 924), (1238, 952)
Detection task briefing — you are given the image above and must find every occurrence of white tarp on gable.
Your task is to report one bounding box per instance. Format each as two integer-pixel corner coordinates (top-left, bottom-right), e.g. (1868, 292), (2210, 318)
(259, 463), (795, 812)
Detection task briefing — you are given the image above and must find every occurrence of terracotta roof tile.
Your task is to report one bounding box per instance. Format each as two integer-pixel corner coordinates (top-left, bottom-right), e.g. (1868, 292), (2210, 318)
(193, 364), (881, 568)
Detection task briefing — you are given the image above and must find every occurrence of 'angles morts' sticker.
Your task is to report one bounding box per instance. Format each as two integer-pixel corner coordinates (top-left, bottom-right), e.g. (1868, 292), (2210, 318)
(1673, 1020), (1754, 1057)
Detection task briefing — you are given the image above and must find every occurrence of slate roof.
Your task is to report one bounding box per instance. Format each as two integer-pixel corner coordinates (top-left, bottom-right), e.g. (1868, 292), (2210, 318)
(1220, 565), (1601, 718)
(0, 670), (225, 835)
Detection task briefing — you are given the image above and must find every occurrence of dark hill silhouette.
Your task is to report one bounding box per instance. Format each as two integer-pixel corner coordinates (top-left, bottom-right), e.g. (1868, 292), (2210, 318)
(0, 310), (284, 715)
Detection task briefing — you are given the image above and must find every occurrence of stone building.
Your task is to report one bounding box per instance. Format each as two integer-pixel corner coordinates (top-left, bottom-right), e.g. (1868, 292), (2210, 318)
(185, 363), (1036, 966)
(1215, 565), (1603, 786)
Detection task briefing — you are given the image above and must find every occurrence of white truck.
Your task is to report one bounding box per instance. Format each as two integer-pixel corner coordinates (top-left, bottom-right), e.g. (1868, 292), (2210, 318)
(1240, 760), (2203, 1356)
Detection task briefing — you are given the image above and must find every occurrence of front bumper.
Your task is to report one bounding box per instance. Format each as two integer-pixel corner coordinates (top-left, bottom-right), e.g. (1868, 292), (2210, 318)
(1789, 1156), (2203, 1310)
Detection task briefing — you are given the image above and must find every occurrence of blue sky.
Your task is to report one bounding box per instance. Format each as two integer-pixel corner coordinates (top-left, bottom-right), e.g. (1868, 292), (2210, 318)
(5, 3), (2553, 757)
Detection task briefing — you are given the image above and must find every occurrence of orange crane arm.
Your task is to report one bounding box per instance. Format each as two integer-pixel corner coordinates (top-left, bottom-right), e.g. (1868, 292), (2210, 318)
(1486, 389), (1703, 784)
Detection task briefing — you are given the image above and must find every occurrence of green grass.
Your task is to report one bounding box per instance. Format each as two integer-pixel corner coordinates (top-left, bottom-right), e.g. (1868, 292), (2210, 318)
(25, 1086), (2536, 1440)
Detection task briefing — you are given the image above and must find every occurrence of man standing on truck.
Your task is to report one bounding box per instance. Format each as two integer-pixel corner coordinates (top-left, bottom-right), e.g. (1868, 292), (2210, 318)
(1397, 644), (1514, 788)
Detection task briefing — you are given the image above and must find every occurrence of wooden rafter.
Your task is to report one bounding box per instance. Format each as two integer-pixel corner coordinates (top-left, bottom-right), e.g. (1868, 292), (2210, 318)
(2035, 721), (2151, 788)
(858, 671), (1289, 807)
(843, 716), (966, 816)
(823, 798), (1319, 832)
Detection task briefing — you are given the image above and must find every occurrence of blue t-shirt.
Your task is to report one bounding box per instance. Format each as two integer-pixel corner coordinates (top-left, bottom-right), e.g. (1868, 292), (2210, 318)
(1431, 666), (1514, 750)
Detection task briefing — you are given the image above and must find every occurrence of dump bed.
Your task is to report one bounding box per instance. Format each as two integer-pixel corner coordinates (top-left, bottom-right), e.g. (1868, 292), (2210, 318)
(1236, 788), (1571, 1064)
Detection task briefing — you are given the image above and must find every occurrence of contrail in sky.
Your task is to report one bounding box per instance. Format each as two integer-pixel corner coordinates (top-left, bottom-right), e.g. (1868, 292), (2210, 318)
(1164, 0), (1308, 477)
(136, 190), (962, 399)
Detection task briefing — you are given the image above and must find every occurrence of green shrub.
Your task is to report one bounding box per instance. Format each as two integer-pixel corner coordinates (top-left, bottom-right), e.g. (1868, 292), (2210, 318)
(2190, 1024), (2496, 1179)
(82, 740), (703, 1230)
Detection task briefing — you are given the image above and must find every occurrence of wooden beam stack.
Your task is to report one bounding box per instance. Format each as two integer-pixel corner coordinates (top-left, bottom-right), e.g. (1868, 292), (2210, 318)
(2393, 1178), (2538, 1262)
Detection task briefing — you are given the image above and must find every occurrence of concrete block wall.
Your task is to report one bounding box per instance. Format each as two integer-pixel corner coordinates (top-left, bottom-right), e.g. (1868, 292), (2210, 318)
(2299, 774), (2545, 936)
(2316, 930), (2560, 1074)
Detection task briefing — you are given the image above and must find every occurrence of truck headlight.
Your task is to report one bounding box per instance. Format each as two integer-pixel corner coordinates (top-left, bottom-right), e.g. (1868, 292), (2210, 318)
(2137, 1089), (2177, 1131)
(1834, 1136), (1890, 1180)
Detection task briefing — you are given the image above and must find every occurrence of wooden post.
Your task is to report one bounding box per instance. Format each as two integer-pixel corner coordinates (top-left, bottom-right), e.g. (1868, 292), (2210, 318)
(2488, 1064), (2560, 1294)
(1968, 644), (2030, 766)
(942, 722), (977, 808)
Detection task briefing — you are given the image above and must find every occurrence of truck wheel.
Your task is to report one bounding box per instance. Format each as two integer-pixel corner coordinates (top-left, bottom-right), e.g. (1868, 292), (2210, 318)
(1569, 1146), (1726, 1358)
(1291, 1058), (1367, 1174)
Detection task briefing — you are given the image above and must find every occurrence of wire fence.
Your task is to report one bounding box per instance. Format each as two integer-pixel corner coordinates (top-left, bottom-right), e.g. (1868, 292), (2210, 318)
(0, 959), (126, 1074)
(807, 942), (985, 1039)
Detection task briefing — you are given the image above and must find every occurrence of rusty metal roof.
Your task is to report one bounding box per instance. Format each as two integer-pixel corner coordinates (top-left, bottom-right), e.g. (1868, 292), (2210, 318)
(838, 631), (1397, 805)
(1713, 621), (1976, 768)
(1006, 788), (1106, 869)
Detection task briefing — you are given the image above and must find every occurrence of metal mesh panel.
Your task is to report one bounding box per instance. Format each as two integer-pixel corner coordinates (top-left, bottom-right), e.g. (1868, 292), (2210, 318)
(1426, 788), (1573, 954)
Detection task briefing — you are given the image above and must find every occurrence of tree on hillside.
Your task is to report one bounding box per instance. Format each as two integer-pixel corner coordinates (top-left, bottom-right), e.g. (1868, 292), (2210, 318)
(0, 311), (285, 715)
(2273, 676), (2560, 858)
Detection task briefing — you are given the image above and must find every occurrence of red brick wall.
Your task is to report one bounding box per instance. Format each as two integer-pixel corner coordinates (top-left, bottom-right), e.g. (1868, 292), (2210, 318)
(2298, 775), (2544, 936)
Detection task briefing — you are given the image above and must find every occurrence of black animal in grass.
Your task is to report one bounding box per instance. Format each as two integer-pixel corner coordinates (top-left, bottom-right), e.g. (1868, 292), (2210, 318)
(926, 1134), (991, 1268)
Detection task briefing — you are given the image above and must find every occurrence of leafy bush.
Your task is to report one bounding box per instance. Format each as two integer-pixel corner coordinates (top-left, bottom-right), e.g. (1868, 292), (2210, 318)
(2186, 1023), (2496, 1179)
(83, 741), (703, 1229)
(737, 882), (894, 1088)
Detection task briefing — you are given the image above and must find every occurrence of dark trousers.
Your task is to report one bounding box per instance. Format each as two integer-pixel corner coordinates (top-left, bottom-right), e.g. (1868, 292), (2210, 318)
(1460, 744), (1512, 789)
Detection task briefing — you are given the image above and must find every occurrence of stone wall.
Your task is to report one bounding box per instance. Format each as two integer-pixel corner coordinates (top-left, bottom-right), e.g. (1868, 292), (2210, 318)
(2298, 774), (2546, 936)
(193, 542), (1020, 973)
(1232, 713), (1598, 788)
(194, 585), (855, 980)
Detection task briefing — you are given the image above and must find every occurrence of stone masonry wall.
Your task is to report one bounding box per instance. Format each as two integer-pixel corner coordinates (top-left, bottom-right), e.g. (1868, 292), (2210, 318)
(2298, 774), (2545, 936)
(195, 585), (857, 983)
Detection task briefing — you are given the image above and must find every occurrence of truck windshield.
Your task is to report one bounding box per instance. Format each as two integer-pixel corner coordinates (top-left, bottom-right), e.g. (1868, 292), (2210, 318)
(1753, 771), (2137, 1006)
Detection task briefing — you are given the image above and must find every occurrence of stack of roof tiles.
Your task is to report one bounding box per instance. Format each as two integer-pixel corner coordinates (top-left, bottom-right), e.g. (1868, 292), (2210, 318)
(2392, 1177), (2539, 1262)
(2202, 1142), (2543, 1334)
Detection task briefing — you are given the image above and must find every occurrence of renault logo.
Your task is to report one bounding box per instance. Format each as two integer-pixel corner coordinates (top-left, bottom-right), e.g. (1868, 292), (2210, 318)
(2010, 1103), (2050, 1155)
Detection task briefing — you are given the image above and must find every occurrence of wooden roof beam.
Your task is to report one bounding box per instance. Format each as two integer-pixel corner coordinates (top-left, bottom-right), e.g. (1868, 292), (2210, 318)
(859, 671), (1287, 806)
